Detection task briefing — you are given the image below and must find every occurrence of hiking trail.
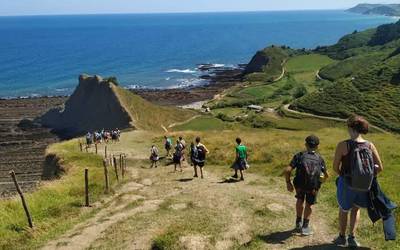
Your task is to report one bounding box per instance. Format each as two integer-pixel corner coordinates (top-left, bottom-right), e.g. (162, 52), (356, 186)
(42, 131), (337, 250)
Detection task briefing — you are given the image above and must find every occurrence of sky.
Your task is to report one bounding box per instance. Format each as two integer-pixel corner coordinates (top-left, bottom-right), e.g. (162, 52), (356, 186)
(0, 0), (395, 16)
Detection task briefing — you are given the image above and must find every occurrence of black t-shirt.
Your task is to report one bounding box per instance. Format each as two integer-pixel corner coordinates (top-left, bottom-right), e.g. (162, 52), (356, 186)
(290, 151), (326, 187)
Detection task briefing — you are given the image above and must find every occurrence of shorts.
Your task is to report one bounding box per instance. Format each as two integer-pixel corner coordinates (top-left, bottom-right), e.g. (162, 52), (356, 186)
(336, 176), (370, 212)
(231, 159), (247, 171)
(173, 155), (181, 164)
(295, 188), (318, 205)
(193, 160), (205, 168)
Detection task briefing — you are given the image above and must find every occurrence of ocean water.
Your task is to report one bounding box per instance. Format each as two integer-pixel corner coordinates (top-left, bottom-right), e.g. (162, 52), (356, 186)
(0, 10), (396, 98)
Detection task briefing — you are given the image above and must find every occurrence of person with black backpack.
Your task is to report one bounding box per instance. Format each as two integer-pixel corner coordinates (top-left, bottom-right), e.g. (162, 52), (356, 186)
(173, 140), (184, 172)
(192, 137), (209, 179)
(285, 135), (328, 236)
(332, 115), (383, 248)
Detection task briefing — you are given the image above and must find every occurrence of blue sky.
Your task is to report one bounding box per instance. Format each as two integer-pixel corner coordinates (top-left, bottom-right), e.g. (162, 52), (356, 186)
(0, 0), (393, 16)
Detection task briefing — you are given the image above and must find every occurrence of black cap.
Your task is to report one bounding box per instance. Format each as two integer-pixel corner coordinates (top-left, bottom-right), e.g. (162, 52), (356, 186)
(305, 135), (320, 147)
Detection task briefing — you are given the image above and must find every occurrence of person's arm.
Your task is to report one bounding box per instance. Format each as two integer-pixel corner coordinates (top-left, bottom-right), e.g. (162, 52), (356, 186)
(333, 142), (344, 175)
(370, 143), (383, 174)
(284, 166), (294, 192)
(203, 144), (210, 154)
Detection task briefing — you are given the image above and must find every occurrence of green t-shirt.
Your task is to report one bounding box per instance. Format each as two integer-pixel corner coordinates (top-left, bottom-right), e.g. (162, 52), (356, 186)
(236, 144), (247, 159)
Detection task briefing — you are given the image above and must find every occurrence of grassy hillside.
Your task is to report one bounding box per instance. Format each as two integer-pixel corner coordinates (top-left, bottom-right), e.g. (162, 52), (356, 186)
(244, 46), (293, 83)
(348, 4), (400, 17)
(292, 20), (400, 132)
(293, 51), (400, 131)
(113, 85), (196, 131)
(0, 140), (123, 249)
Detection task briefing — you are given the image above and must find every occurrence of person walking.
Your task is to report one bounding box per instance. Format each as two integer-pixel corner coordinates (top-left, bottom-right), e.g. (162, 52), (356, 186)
(179, 136), (187, 162)
(164, 136), (173, 157)
(332, 115), (383, 247)
(150, 145), (159, 168)
(173, 140), (184, 172)
(231, 138), (248, 181)
(285, 135), (328, 236)
(192, 137), (209, 179)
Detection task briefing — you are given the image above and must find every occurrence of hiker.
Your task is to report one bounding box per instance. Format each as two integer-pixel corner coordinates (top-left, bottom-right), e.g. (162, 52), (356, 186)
(173, 140), (184, 172)
(116, 128), (121, 141)
(150, 145), (159, 168)
(86, 132), (93, 147)
(231, 137), (248, 181)
(179, 136), (186, 161)
(192, 137), (209, 178)
(164, 136), (173, 157)
(285, 135), (328, 236)
(332, 115), (383, 247)
(111, 130), (118, 142)
(189, 142), (196, 166)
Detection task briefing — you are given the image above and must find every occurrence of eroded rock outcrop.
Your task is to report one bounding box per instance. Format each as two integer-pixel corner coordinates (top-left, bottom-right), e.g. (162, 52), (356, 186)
(39, 74), (133, 138)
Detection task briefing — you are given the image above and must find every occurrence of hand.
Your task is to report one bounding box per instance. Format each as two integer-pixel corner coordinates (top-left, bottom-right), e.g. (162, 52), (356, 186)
(286, 182), (294, 192)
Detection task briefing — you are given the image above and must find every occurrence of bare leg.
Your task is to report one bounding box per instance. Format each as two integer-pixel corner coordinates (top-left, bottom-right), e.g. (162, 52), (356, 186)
(304, 203), (313, 220)
(339, 209), (348, 236)
(239, 170), (244, 180)
(349, 207), (360, 236)
(174, 164), (177, 172)
(193, 166), (198, 177)
(180, 162), (183, 172)
(296, 199), (304, 219)
(200, 167), (204, 179)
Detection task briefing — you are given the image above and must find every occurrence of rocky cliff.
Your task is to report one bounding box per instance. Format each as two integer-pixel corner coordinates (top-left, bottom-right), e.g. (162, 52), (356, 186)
(40, 75), (133, 138)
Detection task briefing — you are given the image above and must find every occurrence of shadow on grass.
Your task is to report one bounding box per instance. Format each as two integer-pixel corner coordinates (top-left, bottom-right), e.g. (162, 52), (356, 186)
(218, 177), (241, 184)
(258, 229), (296, 244)
(177, 178), (193, 182)
(290, 244), (371, 250)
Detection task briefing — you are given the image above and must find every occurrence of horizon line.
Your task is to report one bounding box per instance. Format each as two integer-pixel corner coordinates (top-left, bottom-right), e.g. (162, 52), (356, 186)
(0, 8), (348, 18)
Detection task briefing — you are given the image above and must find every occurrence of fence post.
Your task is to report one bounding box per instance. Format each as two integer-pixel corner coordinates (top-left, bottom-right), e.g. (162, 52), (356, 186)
(84, 168), (89, 207)
(103, 159), (109, 193)
(113, 156), (119, 182)
(9, 171), (33, 228)
(85, 145), (88, 153)
(95, 143), (98, 155)
(104, 146), (107, 158)
(79, 142), (83, 152)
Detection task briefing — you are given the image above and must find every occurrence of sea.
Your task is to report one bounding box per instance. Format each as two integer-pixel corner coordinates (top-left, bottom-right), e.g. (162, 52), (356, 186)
(0, 10), (396, 98)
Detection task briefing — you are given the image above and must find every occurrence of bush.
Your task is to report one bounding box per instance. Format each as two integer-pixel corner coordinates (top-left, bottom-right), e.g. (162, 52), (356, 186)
(292, 85), (308, 99)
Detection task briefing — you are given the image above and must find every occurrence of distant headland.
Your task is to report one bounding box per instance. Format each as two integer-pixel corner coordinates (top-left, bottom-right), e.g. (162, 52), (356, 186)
(348, 3), (400, 17)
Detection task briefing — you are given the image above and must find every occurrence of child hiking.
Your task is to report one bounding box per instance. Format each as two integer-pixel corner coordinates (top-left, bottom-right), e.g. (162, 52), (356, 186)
(285, 135), (328, 236)
(191, 137), (209, 179)
(150, 145), (159, 168)
(164, 136), (172, 157)
(231, 137), (248, 181)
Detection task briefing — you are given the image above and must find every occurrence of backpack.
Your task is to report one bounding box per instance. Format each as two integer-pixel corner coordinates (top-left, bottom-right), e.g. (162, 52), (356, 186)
(165, 139), (172, 148)
(295, 152), (323, 191)
(345, 140), (375, 192)
(196, 145), (206, 163)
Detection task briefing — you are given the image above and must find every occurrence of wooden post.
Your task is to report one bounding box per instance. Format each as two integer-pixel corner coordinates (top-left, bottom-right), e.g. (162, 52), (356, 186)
(84, 168), (89, 207)
(79, 142), (83, 152)
(9, 171), (33, 228)
(85, 145), (88, 153)
(104, 146), (107, 158)
(121, 154), (126, 179)
(113, 156), (119, 182)
(95, 143), (98, 155)
(103, 159), (109, 193)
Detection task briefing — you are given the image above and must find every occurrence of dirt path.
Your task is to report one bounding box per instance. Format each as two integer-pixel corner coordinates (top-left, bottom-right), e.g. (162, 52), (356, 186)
(283, 105), (388, 134)
(42, 131), (336, 250)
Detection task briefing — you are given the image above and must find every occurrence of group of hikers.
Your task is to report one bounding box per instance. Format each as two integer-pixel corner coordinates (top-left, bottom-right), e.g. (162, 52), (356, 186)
(86, 128), (121, 146)
(149, 115), (396, 248)
(150, 135), (248, 180)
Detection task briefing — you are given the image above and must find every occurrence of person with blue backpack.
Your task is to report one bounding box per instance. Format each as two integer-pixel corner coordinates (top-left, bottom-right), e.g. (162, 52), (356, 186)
(191, 137), (209, 179)
(332, 115), (384, 248)
(285, 135), (329, 236)
(164, 135), (173, 157)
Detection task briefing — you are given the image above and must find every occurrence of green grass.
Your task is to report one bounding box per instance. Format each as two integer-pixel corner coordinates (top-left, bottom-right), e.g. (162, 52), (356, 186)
(113, 86), (196, 131)
(0, 140), (122, 249)
(286, 54), (334, 73)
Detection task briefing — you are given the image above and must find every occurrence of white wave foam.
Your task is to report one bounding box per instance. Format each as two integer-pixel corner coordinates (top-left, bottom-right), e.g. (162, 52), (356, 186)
(166, 68), (197, 74)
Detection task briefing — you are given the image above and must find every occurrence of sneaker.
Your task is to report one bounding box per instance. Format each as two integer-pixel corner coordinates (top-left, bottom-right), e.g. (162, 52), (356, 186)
(295, 222), (302, 232)
(240, 177), (244, 181)
(232, 174), (238, 179)
(301, 226), (313, 236)
(347, 235), (360, 248)
(332, 235), (347, 246)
